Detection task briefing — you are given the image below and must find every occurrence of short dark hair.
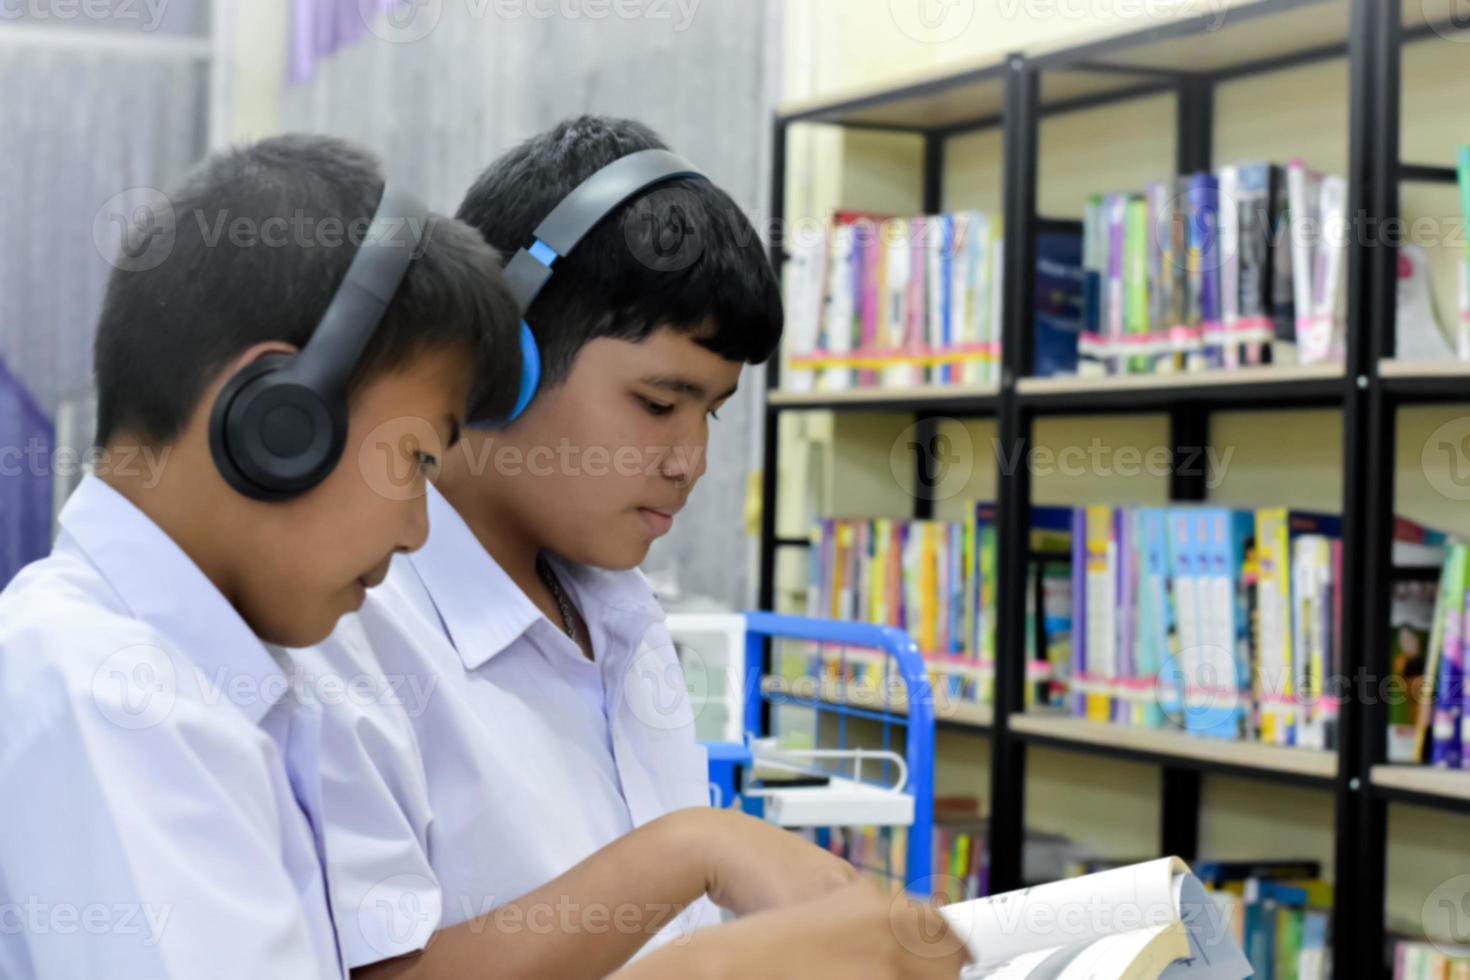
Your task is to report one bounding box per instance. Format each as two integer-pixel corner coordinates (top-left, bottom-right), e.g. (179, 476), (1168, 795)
(454, 115), (782, 387)
(93, 133), (521, 447)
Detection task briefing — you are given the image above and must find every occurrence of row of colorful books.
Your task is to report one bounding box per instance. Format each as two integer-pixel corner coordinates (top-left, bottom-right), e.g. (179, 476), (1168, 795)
(782, 209), (1003, 392)
(1395, 940), (1470, 979)
(1078, 160), (1347, 376)
(800, 506), (1073, 711)
(1071, 505), (1449, 748)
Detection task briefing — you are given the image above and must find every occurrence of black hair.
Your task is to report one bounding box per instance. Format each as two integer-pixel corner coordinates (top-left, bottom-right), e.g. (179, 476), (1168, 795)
(454, 114), (782, 387)
(93, 132), (522, 447)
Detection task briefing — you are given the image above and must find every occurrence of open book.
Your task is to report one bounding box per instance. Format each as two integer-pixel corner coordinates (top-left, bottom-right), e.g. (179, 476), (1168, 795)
(938, 857), (1252, 979)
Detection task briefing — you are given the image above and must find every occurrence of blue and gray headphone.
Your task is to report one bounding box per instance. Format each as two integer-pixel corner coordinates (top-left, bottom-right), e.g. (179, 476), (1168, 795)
(209, 149), (706, 502)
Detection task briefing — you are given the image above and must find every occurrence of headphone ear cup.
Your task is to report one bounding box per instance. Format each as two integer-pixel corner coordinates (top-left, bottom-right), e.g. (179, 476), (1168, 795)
(209, 352), (346, 501)
(506, 320), (542, 423)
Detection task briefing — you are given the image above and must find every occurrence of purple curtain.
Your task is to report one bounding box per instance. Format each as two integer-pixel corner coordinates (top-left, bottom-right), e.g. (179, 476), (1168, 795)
(290, 0), (406, 83)
(0, 357), (53, 587)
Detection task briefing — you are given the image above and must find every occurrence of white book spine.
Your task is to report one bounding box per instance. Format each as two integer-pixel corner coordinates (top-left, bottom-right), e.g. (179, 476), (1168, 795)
(1218, 165), (1240, 370)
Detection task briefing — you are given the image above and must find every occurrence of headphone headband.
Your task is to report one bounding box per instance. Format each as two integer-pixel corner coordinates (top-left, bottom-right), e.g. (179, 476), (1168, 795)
(291, 184), (429, 398)
(502, 148), (705, 312)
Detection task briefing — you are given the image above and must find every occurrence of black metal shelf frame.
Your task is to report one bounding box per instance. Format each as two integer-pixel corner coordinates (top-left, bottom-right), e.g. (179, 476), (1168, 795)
(758, 3), (1469, 975)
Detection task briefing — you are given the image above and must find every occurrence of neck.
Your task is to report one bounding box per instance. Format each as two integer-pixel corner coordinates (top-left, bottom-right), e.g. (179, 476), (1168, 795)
(99, 438), (243, 608)
(435, 470), (544, 603)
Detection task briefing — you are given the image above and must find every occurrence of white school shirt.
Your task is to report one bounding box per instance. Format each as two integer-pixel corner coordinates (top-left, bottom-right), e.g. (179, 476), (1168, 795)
(298, 484), (718, 969)
(0, 475), (344, 980)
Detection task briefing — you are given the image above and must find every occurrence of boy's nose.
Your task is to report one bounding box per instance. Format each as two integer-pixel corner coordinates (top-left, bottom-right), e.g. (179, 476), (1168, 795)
(399, 495), (431, 553)
(660, 436), (708, 488)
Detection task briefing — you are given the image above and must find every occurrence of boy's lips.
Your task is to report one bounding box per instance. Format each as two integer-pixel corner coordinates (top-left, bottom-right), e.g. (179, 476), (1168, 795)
(637, 506), (678, 536)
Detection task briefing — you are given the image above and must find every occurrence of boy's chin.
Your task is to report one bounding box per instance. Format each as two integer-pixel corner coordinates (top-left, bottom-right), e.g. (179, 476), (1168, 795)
(567, 536), (652, 573)
(244, 603), (346, 650)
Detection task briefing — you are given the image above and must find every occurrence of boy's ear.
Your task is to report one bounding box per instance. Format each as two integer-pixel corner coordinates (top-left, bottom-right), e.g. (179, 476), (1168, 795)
(191, 341), (303, 433)
(223, 341), (302, 378)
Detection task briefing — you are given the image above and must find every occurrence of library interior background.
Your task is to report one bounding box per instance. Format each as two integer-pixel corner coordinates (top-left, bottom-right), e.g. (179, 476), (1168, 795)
(4, 1), (1470, 977)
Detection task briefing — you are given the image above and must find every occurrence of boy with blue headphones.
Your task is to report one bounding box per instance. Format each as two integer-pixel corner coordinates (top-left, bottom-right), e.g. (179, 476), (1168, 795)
(297, 116), (967, 978)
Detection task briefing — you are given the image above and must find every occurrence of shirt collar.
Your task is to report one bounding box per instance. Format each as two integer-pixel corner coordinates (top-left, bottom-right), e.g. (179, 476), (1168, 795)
(407, 484), (664, 671)
(58, 474), (289, 725)
(406, 484), (542, 671)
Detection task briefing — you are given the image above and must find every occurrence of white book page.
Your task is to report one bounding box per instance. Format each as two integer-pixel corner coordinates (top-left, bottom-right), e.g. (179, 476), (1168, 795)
(939, 857), (1186, 967)
(1057, 924), (1185, 979)
(1160, 871), (1253, 980)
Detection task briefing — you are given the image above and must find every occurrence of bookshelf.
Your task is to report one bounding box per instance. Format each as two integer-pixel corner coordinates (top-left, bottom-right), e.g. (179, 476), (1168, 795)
(1009, 713), (1338, 784)
(759, 1), (1470, 976)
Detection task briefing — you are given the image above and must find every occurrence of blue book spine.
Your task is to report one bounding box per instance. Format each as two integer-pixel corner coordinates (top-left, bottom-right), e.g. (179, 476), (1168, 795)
(1140, 508), (1170, 729)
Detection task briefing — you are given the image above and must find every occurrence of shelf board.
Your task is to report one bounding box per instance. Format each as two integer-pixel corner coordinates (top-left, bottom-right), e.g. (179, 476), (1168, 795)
(1032, 0), (1348, 76)
(1017, 363), (1346, 413)
(773, 1), (1463, 134)
(1379, 358), (1470, 378)
(1370, 764), (1470, 812)
(774, 57), (1162, 132)
(1379, 359), (1470, 403)
(1008, 713), (1338, 783)
(761, 675), (993, 732)
(767, 383), (1000, 414)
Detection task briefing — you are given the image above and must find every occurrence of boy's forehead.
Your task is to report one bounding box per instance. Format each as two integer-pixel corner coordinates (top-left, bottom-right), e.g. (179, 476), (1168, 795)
(601, 330), (742, 390)
(356, 347), (471, 423)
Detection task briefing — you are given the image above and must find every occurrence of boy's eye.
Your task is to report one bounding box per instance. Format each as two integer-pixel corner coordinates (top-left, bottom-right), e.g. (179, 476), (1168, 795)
(638, 396), (674, 417)
(414, 450), (439, 473)
(707, 408), (721, 421)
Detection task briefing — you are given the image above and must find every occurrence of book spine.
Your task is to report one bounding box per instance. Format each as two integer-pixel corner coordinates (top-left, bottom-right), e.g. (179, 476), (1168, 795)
(1288, 160), (1323, 363)
(1080, 196), (1106, 376)
(1218, 165), (1242, 369)
(1194, 173), (1224, 370)
(1268, 165), (1296, 361)
(1124, 195), (1151, 375)
(1432, 548), (1467, 767)
(1072, 507), (1089, 717)
(1107, 195), (1126, 375)
(1170, 177), (1194, 372)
